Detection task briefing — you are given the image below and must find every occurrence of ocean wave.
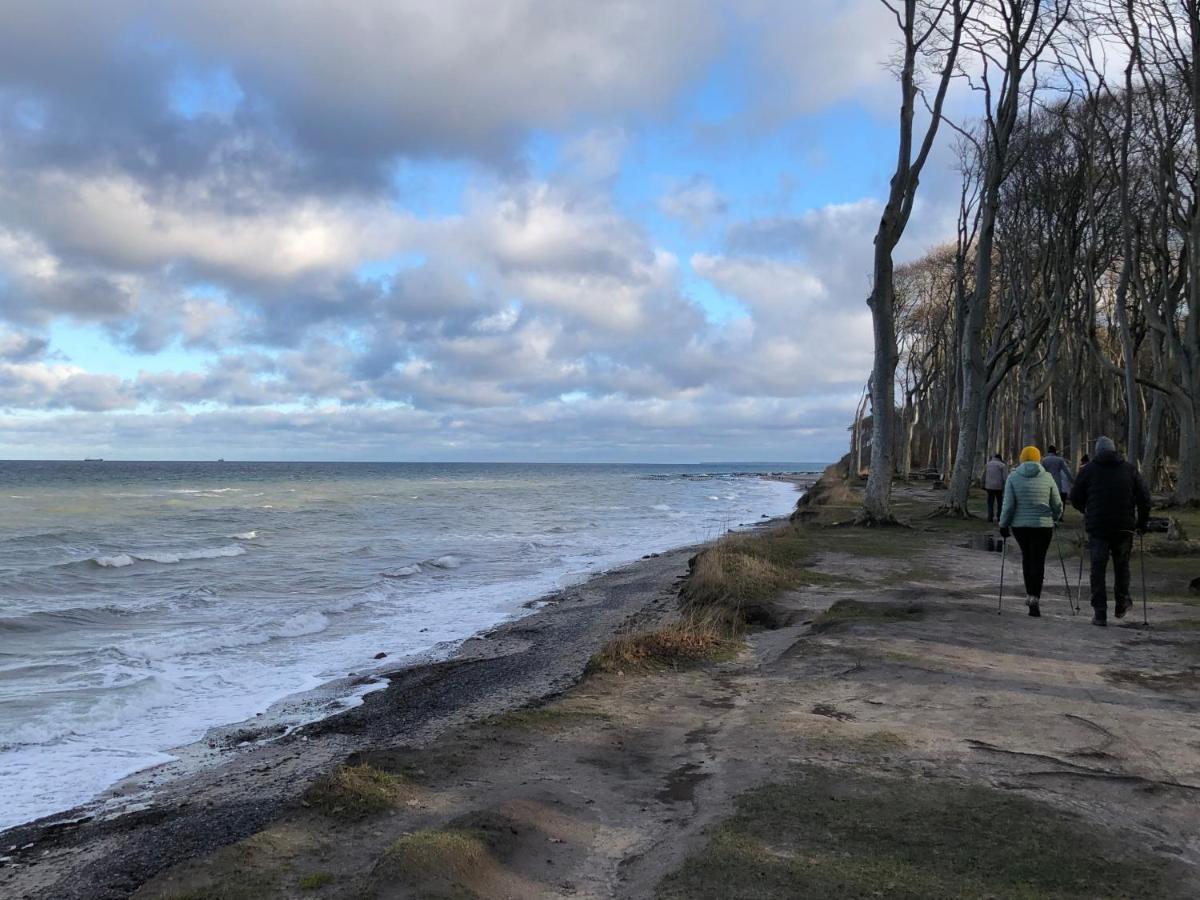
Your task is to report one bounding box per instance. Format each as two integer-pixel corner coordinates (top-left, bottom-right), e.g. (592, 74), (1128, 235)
(167, 487), (243, 495)
(89, 545), (247, 568)
(268, 610), (329, 638)
(427, 554), (462, 569)
(1, 674), (173, 748)
(0, 604), (135, 633)
(230, 531), (258, 540)
(382, 564), (421, 578)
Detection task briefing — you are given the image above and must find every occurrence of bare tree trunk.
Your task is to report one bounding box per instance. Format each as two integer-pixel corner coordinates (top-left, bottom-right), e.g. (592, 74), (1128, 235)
(860, 0), (972, 523)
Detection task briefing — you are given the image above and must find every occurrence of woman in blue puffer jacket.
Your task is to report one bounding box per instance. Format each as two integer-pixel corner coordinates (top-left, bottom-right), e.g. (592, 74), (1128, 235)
(998, 446), (1064, 617)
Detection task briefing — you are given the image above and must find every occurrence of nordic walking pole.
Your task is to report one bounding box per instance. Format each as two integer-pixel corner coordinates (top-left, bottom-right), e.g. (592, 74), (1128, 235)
(1054, 526), (1077, 614)
(998, 537), (1008, 615)
(1076, 528), (1086, 606)
(1140, 531), (1149, 627)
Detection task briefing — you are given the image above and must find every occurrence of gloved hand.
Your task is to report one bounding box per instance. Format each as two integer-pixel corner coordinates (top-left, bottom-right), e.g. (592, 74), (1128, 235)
(999, 526), (1011, 539)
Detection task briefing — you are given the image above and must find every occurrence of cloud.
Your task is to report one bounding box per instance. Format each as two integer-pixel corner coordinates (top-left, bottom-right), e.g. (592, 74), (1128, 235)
(0, 362), (135, 412)
(659, 176), (729, 227)
(0, 328), (49, 363)
(735, 0), (897, 120)
(0, 1), (721, 188)
(0, 1), (953, 460)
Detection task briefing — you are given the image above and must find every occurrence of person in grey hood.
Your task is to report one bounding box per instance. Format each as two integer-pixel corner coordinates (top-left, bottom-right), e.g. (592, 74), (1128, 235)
(1070, 436), (1151, 626)
(1040, 445), (1074, 520)
(982, 453), (1009, 523)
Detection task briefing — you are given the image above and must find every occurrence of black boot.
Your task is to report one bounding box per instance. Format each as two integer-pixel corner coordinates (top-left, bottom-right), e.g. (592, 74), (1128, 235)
(1091, 604), (1107, 627)
(1115, 596), (1132, 619)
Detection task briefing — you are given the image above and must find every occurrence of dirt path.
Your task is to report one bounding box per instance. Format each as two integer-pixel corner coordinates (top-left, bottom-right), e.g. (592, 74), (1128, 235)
(13, 482), (1200, 898)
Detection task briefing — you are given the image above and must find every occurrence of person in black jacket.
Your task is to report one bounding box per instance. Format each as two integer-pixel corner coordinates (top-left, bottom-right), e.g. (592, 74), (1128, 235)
(1069, 436), (1151, 626)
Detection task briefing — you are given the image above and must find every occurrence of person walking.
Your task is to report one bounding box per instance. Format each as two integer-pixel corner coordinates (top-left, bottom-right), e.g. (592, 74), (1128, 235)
(1069, 436), (1151, 626)
(999, 446), (1063, 617)
(1041, 445), (1074, 521)
(983, 453), (1009, 523)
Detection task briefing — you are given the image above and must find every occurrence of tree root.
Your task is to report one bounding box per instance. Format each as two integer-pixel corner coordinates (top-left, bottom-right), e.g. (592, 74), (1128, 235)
(851, 511), (912, 528)
(928, 505), (974, 520)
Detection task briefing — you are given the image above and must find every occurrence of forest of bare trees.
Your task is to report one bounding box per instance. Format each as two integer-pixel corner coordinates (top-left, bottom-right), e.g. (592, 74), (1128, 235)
(861, 0), (1200, 520)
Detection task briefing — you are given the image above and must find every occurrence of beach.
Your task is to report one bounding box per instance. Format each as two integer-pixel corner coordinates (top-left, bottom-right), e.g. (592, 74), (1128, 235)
(0, 469), (817, 897)
(5, 471), (1200, 898)
(0, 462), (809, 832)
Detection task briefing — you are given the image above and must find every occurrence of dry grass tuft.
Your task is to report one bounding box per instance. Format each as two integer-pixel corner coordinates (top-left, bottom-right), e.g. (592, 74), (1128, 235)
(587, 608), (740, 675)
(303, 763), (404, 819)
(374, 811), (523, 894)
(681, 525), (827, 629)
(791, 461), (859, 522)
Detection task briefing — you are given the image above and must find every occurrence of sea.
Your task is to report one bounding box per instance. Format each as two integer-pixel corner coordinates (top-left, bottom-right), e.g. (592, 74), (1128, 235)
(0, 460), (818, 832)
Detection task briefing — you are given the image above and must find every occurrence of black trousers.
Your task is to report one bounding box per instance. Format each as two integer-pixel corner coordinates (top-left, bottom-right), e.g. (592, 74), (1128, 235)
(1088, 532), (1133, 611)
(1012, 527), (1053, 598)
(986, 489), (1003, 522)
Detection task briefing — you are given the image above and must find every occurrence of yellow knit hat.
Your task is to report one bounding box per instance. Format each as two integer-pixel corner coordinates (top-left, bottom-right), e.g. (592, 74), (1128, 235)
(1019, 446), (1041, 464)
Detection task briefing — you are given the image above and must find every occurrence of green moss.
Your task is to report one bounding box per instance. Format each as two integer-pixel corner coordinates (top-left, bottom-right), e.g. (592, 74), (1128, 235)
(298, 871), (334, 890)
(484, 705), (609, 730)
(657, 767), (1182, 899)
(812, 599), (925, 630)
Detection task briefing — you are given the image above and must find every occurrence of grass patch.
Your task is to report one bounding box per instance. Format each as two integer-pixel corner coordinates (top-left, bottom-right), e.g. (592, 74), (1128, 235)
(657, 766), (1182, 899)
(812, 599), (925, 631)
(303, 762), (404, 819)
(484, 704), (609, 730)
(298, 871), (334, 890)
(587, 609), (742, 676)
(374, 811), (521, 896)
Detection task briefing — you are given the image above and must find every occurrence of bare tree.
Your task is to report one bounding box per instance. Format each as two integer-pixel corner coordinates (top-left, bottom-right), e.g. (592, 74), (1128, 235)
(861, 0), (975, 524)
(943, 0), (1071, 515)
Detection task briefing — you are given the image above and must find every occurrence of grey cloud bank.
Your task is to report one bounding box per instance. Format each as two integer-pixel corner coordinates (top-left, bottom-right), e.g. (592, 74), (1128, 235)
(0, 1), (910, 461)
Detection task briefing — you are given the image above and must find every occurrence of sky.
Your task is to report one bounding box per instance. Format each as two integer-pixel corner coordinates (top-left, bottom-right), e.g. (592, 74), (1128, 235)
(0, 0), (963, 462)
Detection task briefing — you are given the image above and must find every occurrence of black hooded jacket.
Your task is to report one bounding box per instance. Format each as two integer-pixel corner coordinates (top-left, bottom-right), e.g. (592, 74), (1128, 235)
(1069, 449), (1151, 534)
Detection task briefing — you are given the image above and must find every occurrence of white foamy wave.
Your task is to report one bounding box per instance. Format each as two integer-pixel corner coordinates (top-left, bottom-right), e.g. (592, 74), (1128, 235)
(268, 611), (329, 638)
(90, 545), (246, 567)
(427, 555), (462, 569)
(230, 531), (258, 540)
(652, 504), (671, 511)
(3, 675), (174, 748)
(382, 564), (421, 578)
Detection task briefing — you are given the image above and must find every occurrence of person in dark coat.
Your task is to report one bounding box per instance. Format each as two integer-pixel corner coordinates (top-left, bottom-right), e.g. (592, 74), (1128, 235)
(1069, 436), (1151, 626)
